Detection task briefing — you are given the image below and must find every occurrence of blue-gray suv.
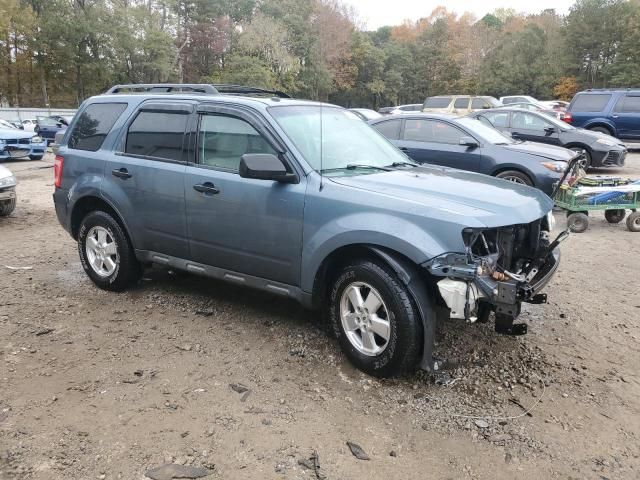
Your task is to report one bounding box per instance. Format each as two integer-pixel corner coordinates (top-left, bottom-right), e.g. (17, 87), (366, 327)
(53, 84), (565, 377)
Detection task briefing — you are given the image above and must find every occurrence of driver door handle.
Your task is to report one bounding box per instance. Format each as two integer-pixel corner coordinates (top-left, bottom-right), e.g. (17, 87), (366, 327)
(112, 168), (132, 179)
(193, 182), (220, 195)
(399, 146), (409, 152)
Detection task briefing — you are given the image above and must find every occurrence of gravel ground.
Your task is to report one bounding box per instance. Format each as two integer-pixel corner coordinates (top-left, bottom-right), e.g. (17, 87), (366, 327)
(1, 152), (639, 479)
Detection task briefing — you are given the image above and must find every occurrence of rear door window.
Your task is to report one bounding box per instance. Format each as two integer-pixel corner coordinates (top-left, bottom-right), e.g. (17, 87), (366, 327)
(471, 98), (490, 109)
(454, 98), (470, 109)
(614, 95), (640, 113)
(372, 119), (402, 140)
(424, 97), (452, 108)
(125, 111), (188, 161)
(570, 94), (612, 112)
(67, 103), (127, 151)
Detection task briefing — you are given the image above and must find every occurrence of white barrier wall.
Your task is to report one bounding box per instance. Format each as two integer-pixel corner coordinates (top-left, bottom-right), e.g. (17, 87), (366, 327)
(0, 107), (77, 121)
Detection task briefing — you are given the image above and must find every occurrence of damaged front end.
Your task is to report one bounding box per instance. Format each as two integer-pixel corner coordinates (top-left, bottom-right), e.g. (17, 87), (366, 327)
(424, 213), (568, 335)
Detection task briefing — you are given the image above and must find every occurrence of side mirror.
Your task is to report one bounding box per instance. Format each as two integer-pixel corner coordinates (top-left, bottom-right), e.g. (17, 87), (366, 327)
(239, 153), (297, 183)
(459, 136), (479, 148)
(56, 123), (63, 128)
(481, 105), (491, 109)
(544, 126), (557, 135)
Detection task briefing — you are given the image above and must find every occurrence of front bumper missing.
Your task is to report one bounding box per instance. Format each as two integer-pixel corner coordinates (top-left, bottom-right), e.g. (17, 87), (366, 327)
(426, 238), (563, 325)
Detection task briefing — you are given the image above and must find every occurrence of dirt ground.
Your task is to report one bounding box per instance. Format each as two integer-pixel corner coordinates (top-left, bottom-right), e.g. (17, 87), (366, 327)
(1, 152), (639, 480)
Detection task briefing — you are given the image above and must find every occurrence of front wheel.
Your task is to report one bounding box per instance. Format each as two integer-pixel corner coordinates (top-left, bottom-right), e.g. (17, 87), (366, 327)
(567, 212), (589, 233)
(29, 155), (43, 161)
(78, 210), (141, 291)
(627, 212), (640, 232)
(329, 258), (425, 377)
(569, 147), (592, 168)
(495, 170), (534, 187)
(0, 198), (16, 216)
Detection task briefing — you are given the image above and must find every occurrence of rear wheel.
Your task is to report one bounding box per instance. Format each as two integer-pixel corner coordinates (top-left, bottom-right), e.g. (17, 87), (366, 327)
(78, 210), (141, 291)
(0, 198), (16, 216)
(329, 258), (425, 377)
(567, 212), (589, 233)
(589, 126), (613, 136)
(29, 155), (43, 161)
(604, 209), (626, 224)
(626, 212), (640, 232)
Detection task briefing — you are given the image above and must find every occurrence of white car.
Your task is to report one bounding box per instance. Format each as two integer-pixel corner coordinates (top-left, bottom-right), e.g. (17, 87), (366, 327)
(21, 119), (37, 132)
(499, 95), (539, 105)
(380, 104), (424, 115)
(0, 164), (17, 216)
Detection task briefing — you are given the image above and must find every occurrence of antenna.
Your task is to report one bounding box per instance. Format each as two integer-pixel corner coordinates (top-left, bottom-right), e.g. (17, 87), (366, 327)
(319, 100), (324, 191)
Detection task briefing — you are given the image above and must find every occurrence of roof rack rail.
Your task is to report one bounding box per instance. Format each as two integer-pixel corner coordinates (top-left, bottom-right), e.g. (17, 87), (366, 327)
(105, 84), (219, 94)
(212, 84), (291, 98)
(585, 87), (640, 92)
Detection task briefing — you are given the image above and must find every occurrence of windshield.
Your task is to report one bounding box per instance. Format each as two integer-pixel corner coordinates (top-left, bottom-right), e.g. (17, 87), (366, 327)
(269, 105), (411, 174)
(456, 117), (515, 145)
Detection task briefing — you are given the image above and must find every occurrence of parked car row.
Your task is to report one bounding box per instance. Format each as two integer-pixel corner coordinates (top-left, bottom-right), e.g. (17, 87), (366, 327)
(369, 113), (573, 195)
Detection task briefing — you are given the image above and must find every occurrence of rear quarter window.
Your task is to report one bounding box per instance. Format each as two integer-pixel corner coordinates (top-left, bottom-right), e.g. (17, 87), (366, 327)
(424, 97), (452, 109)
(68, 103), (127, 151)
(570, 94), (612, 112)
(614, 95), (640, 113)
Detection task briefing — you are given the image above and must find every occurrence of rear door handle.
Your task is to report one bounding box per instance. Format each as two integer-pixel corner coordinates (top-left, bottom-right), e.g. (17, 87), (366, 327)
(112, 168), (132, 179)
(193, 182), (219, 195)
(612, 115), (619, 118)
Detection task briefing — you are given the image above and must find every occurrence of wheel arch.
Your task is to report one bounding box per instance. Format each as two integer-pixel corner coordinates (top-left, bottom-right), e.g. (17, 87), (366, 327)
(70, 195), (134, 248)
(311, 244), (437, 371)
(490, 165), (536, 185)
(584, 121), (615, 136)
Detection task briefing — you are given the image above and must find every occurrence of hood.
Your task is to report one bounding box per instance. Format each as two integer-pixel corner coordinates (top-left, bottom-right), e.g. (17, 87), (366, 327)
(0, 128), (34, 140)
(330, 166), (554, 228)
(0, 164), (14, 180)
(502, 141), (574, 161)
(574, 128), (626, 147)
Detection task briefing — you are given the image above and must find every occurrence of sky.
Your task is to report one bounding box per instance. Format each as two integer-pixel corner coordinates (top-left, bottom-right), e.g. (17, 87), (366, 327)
(341, 0), (576, 30)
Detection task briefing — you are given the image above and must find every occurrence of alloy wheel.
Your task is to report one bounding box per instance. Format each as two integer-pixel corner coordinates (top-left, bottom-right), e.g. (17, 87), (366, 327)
(340, 281), (391, 356)
(85, 226), (118, 277)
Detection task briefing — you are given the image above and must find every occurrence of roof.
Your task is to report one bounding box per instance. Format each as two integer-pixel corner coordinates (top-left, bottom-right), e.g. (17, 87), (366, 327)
(89, 92), (330, 110)
(370, 112), (459, 122)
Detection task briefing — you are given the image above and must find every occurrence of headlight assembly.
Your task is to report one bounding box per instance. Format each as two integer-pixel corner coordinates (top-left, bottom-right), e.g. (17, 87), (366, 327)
(30, 135), (44, 144)
(596, 138), (616, 146)
(540, 161), (567, 173)
(0, 174), (17, 188)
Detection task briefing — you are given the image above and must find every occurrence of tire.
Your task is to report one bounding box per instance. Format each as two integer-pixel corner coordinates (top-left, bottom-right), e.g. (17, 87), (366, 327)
(329, 258), (425, 377)
(29, 155), (44, 161)
(589, 126), (613, 136)
(626, 212), (640, 232)
(495, 170), (534, 187)
(567, 212), (589, 233)
(77, 210), (141, 291)
(604, 209), (625, 224)
(0, 197), (16, 216)
(568, 146), (592, 168)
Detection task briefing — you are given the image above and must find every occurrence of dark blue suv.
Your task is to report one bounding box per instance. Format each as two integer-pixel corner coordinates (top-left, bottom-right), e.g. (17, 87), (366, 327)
(565, 89), (640, 141)
(52, 83), (564, 377)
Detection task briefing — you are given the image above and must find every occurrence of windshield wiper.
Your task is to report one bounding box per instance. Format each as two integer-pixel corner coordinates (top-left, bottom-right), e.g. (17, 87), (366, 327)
(387, 161), (419, 168)
(345, 164), (392, 171)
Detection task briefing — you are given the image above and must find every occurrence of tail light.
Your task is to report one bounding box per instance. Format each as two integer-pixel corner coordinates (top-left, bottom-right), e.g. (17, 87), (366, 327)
(562, 112), (573, 124)
(54, 155), (64, 188)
